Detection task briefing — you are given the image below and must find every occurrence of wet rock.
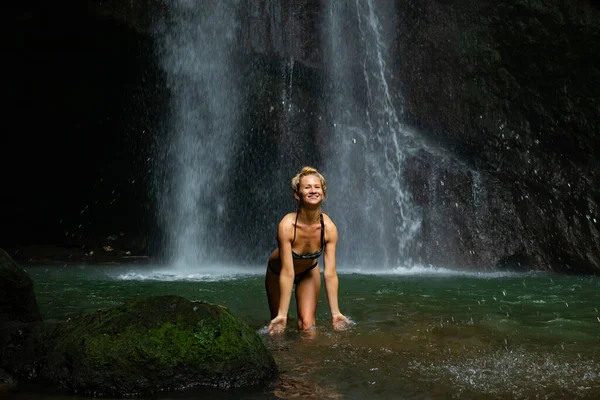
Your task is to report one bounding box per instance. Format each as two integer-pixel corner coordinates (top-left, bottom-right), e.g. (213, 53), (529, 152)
(41, 295), (277, 396)
(396, 0), (600, 273)
(0, 249), (41, 323)
(0, 255), (277, 395)
(0, 369), (17, 392)
(0, 320), (50, 381)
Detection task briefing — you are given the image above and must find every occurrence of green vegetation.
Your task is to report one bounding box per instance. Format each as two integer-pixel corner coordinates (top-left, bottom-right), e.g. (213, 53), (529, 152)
(43, 296), (276, 396)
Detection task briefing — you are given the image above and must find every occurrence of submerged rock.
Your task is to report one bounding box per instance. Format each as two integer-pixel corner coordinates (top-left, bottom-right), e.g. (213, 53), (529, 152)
(41, 295), (277, 397)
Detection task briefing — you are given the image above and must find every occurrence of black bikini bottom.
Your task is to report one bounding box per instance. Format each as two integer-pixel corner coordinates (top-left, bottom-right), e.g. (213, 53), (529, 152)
(268, 261), (318, 284)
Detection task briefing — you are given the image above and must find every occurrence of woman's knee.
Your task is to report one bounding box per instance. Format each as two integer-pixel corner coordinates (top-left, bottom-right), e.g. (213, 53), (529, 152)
(297, 316), (315, 331)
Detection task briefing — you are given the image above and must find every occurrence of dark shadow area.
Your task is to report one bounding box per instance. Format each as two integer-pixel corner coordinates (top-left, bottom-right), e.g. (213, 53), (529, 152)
(2, 3), (166, 255)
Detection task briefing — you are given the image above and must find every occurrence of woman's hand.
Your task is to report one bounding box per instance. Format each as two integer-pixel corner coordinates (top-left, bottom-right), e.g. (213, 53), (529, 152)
(268, 315), (288, 334)
(332, 313), (350, 330)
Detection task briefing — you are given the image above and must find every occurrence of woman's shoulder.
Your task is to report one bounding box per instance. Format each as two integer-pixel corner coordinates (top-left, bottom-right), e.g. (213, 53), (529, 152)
(277, 213), (297, 239)
(321, 213), (338, 242)
(321, 213), (337, 229)
(278, 212), (297, 228)
(281, 212), (298, 222)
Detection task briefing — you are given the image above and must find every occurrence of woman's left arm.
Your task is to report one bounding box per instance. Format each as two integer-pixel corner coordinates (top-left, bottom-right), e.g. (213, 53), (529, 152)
(323, 218), (349, 329)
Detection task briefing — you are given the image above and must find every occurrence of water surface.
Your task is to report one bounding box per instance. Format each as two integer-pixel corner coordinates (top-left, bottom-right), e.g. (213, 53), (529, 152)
(12, 264), (600, 399)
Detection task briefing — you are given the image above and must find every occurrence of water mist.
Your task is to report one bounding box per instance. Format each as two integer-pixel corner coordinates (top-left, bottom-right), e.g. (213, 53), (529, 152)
(323, 0), (421, 268)
(154, 1), (242, 269)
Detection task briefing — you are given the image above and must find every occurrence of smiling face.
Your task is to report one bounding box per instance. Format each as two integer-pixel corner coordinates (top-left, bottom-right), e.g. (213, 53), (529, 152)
(295, 174), (324, 207)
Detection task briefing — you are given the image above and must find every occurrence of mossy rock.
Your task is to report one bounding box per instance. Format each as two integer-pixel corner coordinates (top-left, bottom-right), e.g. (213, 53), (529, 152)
(41, 295), (277, 396)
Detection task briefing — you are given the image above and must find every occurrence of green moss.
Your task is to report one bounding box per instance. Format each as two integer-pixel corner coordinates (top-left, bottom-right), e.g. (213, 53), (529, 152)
(43, 296), (276, 396)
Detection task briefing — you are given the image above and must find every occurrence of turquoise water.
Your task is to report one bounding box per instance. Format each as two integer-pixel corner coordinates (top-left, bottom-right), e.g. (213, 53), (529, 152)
(12, 264), (600, 399)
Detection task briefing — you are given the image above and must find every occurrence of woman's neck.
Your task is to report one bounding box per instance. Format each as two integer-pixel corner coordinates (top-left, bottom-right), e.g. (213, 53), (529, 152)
(298, 207), (321, 224)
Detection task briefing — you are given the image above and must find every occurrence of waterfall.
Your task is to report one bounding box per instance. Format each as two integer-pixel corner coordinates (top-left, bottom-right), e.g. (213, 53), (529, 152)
(153, 1), (242, 268)
(323, 0), (421, 268)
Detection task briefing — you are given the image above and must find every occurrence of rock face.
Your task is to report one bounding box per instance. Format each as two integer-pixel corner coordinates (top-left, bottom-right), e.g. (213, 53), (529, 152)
(41, 296), (277, 396)
(395, 0), (600, 273)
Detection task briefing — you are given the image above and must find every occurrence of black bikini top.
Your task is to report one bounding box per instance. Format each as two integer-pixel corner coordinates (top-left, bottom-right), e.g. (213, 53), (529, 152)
(291, 211), (325, 260)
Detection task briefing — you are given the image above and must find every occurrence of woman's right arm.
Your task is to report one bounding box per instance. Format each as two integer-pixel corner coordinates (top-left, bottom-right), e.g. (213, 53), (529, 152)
(268, 218), (295, 334)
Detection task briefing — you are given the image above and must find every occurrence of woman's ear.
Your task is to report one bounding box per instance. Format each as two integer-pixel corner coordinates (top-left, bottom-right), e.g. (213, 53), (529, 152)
(293, 191), (300, 201)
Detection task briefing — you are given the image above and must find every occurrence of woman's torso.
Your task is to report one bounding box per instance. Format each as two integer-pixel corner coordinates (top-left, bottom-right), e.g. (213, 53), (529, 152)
(269, 211), (327, 274)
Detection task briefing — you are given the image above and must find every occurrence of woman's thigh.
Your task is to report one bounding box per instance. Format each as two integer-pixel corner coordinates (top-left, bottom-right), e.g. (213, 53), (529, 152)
(294, 266), (321, 329)
(265, 264), (280, 319)
(265, 249), (282, 319)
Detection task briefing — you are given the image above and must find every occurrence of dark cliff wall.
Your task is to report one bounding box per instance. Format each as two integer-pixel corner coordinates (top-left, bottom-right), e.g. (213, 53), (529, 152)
(395, 0), (600, 273)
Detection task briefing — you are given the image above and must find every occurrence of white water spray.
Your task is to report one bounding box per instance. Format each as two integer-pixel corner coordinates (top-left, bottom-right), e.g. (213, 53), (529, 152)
(324, 0), (421, 267)
(154, 1), (242, 269)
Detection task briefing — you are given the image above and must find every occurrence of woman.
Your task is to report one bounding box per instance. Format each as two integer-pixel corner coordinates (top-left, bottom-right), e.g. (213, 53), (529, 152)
(266, 166), (349, 334)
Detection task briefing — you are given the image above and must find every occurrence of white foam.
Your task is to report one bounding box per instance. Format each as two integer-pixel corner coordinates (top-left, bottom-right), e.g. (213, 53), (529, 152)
(111, 264), (264, 282)
(256, 325), (269, 335)
(105, 263), (530, 282)
(340, 263), (525, 278)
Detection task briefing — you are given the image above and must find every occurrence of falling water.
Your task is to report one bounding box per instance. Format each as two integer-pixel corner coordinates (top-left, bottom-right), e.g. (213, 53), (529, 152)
(153, 1), (242, 268)
(323, 0), (421, 268)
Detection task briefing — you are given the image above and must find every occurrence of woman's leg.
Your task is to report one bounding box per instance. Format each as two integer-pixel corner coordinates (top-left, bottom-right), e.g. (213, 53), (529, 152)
(265, 250), (281, 319)
(295, 265), (321, 330)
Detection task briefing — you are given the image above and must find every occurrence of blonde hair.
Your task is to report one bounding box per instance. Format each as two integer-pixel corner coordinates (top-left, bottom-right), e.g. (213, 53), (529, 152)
(291, 166), (327, 199)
